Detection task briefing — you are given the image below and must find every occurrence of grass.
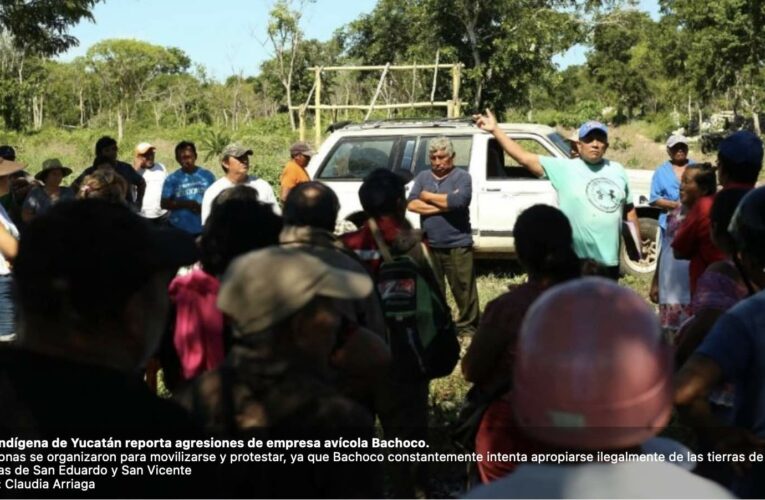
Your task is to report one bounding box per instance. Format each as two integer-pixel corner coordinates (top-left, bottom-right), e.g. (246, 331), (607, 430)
(0, 115), (297, 190)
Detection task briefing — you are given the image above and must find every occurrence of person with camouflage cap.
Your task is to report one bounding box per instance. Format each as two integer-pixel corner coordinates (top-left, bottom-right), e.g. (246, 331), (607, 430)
(200, 142), (280, 224)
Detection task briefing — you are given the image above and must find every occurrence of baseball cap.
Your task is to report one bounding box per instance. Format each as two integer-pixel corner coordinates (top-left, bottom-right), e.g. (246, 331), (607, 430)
(135, 142), (156, 155)
(220, 143), (253, 160)
(718, 130), (764, 169)
(578, 121), (608, 140)
(289, 141), (317, 157)
(666, 135), (689, 149)
(217, 246), (373, 335)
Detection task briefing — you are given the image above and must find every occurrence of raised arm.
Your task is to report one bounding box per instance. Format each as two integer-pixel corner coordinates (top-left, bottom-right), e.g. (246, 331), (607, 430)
(474, 109), (544, 177)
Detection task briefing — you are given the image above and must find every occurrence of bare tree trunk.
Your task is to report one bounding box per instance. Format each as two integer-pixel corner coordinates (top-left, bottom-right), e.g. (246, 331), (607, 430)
(460, 1), (483, 109)
(153, 103), (161, 128)
(79, 88), (85, 127)
(117, 108), (124, 141)
(754, 110), (761, 136)
(32, 95), (41, 130)
(285, 78), (295, 130)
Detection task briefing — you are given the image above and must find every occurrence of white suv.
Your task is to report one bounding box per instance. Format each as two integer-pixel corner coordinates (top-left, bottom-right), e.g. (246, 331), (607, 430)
(307, 120), (660, 276)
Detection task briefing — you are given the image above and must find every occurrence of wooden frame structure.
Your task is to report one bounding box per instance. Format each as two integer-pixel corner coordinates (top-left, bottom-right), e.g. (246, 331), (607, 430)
(289, 62), (464, 145)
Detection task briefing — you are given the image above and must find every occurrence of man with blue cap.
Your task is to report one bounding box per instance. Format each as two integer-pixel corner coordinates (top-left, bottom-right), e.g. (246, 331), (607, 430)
(717, 130), (763, 190)
(474, 110), (637, 279)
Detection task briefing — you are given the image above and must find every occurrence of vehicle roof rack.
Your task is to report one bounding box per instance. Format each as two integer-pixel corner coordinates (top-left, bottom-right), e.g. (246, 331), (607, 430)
(331, 117), (477, 131)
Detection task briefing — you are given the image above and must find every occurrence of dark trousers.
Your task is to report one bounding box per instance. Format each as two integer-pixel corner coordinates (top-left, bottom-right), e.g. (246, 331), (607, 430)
(430, 246), (480, 336)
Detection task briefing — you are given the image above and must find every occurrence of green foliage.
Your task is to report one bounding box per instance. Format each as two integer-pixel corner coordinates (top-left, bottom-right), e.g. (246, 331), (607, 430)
(587, 10), (654, 119)
(639, 112), (677, 142)
(0, 0), (100, 56)
(662, 0), (765, 118)
(339, 0), (594, 111)
(198, 129), (235, 162)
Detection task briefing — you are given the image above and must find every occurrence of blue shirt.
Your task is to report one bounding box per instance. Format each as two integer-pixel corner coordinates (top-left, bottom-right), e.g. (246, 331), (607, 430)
(161, 167), (215, 234)
(697, 291), (765, 435)
(649, 160), (695, 231)
(408, 168), (473, 248)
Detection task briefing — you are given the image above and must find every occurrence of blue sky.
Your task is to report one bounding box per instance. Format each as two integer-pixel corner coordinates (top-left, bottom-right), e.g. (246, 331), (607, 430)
(60, 0), (661, 80)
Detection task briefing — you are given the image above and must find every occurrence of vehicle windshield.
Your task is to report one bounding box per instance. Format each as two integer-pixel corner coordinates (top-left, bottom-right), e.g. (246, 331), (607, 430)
(547, 132), (576, 159)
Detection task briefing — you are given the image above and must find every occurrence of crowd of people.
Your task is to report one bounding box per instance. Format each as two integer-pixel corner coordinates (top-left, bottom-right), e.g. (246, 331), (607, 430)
(0, 111), (762, 498)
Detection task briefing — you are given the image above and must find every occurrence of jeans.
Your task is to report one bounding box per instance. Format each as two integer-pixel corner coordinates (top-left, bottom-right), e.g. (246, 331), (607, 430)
(0, 274), (16, 339)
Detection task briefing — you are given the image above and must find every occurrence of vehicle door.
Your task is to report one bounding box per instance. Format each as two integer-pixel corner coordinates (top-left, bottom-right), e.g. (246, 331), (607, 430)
(475, 133), (559, 251)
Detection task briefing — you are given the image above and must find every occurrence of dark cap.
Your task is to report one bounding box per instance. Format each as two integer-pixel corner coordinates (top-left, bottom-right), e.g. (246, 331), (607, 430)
(220, 143), (253, 160)
(718, 131), (763, 169)
(289, 141), (317, 157)
(0, 145), (16, 161)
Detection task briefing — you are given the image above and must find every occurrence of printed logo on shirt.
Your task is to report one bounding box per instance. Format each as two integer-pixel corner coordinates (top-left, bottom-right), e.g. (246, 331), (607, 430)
(585, 177), (624, 213)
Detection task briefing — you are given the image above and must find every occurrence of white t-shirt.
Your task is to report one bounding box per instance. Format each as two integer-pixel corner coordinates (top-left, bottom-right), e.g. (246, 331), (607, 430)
(0, 204), (19, 276)
(138, 162), (168, 219)
(201, 175), (280, 225)
(466, 439), (731, 499)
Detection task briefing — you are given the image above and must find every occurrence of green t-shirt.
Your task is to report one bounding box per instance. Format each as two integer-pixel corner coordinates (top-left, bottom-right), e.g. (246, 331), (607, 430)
(539, 156), (630, 266)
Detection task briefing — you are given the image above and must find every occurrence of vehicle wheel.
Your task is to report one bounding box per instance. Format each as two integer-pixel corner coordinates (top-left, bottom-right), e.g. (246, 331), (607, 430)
(620, 217), (660, 277)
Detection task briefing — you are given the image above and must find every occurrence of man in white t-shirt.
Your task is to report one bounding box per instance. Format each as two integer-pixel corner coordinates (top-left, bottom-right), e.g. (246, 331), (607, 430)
(201, 143), (280, 225)
(133, 142), (168, 224)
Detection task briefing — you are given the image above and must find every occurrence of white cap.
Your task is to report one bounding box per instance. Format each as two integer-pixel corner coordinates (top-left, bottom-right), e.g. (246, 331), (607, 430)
(135, 142), (156, 155)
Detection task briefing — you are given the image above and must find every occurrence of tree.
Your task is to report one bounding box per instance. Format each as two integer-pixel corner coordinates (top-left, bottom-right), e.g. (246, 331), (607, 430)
(85, 39), (190, 139)
(265, 0), (312, 130)
(337, 0), (610, 112)
(586, 10), (654, 120)
(0, 0), (101, 56)
(662, 0), (765, 133)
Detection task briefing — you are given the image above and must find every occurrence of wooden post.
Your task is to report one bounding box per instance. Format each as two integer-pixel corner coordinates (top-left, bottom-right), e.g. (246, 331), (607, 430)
(365, 63), (390, 121)
(411, 61), (416, 106)
(430, 50), (440, 105)
(315, 67), (322, 147)
(299, 105), (306, 141)
(452, 65), (462, 117)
